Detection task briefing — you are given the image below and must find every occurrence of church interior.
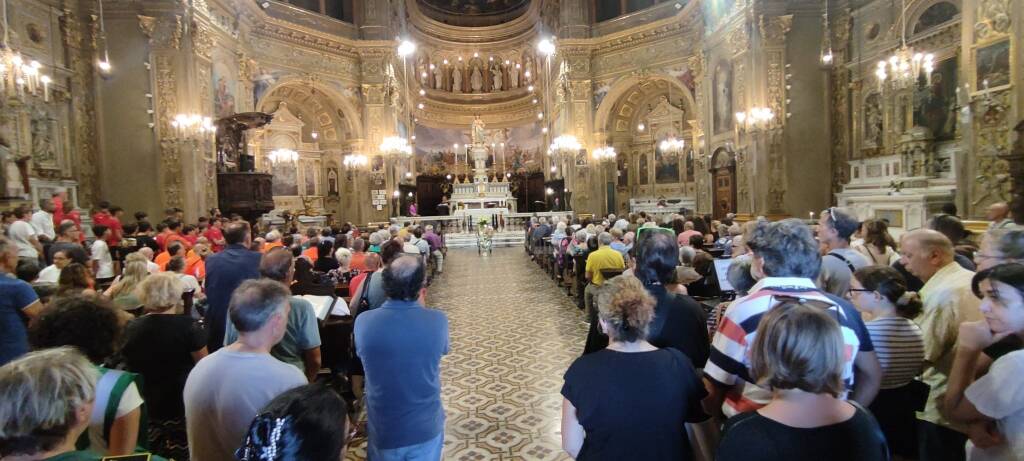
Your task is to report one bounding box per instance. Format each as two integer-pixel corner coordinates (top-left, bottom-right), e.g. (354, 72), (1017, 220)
(2, 0), (1024, 460)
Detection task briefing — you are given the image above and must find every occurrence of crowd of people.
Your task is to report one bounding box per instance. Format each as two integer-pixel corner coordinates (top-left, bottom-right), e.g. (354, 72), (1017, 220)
(2, 188), (1023, 461)
(0, 191), (450, 461)
(535, 203), (1023, 461)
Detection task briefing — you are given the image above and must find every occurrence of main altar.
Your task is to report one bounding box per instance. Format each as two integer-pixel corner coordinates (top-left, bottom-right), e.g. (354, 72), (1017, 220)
(448, 117), (517, 228)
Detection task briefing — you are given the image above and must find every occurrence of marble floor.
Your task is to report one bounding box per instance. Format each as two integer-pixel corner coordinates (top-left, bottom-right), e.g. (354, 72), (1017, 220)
(345, 247), (587, 460)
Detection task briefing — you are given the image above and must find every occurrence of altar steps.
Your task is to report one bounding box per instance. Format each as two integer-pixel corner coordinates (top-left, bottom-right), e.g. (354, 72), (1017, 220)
(443, 231), (526, 249)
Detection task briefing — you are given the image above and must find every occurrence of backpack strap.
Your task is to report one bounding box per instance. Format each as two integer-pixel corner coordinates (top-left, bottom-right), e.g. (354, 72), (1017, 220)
(827, 251), (857, 273)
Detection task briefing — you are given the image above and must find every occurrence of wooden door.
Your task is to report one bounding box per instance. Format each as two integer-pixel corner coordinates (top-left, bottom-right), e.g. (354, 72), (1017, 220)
(713, 168), (735, 220)
(415, 176), (444, 216)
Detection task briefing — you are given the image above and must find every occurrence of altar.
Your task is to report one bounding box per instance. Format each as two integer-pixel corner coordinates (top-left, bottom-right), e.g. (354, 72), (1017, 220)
(447, 116), (518, 221)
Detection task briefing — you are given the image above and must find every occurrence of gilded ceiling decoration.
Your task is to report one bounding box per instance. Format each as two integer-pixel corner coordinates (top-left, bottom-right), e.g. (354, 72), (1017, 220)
(417, 0), (531, 26)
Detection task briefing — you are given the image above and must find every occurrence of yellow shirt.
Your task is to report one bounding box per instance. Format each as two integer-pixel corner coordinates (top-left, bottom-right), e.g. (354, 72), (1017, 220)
(915, 261), (983, 430)
(585, 246), (625, 286)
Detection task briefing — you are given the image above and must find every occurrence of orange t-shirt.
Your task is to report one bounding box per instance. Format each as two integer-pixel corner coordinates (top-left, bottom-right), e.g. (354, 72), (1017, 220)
(302, 246), (318, 263)
(350, 252), (368, 272)
(155, 251), (171, 271)
(262, 241), (283, 253)
(184, 251), (206, 280)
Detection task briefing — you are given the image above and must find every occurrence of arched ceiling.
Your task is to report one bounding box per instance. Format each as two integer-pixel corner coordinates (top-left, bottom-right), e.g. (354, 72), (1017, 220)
(415, 0), (532, 27)
(606, 80), (694, 140)
(257, 83), (354, 145)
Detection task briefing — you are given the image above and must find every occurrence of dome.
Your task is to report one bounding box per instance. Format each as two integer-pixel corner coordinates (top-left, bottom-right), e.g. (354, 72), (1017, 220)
(416, 0), (532, 27)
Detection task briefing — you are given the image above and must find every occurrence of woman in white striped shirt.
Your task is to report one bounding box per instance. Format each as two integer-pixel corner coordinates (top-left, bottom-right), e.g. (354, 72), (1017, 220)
(849, 265), (926, 459)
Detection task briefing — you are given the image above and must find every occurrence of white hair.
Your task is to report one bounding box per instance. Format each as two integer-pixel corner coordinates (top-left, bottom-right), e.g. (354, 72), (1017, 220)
(266, 230), (281, 242)
(334, 247), (352, 267)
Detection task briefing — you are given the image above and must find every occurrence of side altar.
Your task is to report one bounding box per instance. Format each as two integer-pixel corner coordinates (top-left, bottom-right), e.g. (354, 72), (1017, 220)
(449, 117), (517, 226)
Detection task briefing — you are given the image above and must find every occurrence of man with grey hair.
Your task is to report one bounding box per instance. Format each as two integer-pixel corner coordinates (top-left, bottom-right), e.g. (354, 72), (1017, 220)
(898, 228), (982, 459)
(224, 248), (322, 382)
(985, 201), (1015, 230)
(184, 279), (306, 461)
(817, 207), (870, 296)
(583, 231), (625, 321)
(705, 219), (880, 419)
(975, 228), (1024, 271)
(356, 255), (449, 459)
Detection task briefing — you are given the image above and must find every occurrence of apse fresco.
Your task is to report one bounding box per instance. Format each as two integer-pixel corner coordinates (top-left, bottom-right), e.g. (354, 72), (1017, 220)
(413, 123), (543, 175)
(419, 0), (529, 16)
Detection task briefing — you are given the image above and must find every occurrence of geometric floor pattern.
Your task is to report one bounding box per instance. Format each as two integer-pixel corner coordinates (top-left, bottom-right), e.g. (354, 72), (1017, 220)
(345, 247), (587, 460)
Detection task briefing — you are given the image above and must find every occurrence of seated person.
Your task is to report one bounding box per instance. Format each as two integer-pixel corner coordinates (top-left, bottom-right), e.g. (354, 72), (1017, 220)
(236, 384), (349, 461)
(37, 249), (71, 284)
(0, 347), (168, 461)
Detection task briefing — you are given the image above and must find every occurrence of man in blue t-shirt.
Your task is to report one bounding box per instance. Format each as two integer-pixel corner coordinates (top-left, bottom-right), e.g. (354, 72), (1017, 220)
(203, 222), (262, 352)
(0, 236), (43, 366)
(356, 255), (449, 460)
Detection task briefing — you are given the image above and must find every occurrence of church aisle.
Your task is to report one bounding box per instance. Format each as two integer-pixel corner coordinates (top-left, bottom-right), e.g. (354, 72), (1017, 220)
(346, 247), (587, 461)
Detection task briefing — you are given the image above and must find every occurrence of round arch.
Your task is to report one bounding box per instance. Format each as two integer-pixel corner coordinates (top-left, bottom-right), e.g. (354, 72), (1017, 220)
(256, 76), (364, 141)
(593, 73), (698, 135)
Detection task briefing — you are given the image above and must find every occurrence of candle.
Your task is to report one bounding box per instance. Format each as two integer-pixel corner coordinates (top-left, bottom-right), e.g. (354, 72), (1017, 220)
(40, 75), (50, 101)
(809, 211), (815, 220)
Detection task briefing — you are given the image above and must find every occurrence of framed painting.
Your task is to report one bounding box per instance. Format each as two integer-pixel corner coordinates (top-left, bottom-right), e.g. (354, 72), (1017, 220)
(974, 39), (1011, 92)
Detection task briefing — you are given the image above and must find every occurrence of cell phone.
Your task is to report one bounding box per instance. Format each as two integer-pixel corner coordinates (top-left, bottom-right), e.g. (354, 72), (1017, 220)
(101, 454), (152, 461)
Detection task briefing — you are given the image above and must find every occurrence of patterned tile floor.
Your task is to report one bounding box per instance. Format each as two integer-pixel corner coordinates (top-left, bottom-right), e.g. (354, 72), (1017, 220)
(345, 247), (587, 460)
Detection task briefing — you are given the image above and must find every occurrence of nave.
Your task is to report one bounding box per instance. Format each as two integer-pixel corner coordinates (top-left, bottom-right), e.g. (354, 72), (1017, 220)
(346, 247), (585, 461)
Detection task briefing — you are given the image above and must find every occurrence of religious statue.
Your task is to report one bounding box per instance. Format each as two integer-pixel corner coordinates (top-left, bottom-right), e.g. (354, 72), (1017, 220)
(452, 65), (462, 93)
(416, 55), (428, 86)
(471, 116), (486, 146)
(433, 64), (444, 90)
(523, 56), (534, 83)
(30, 109), (56, 164)
(509, 63), (520, 89)
(490, 61), (503, 91)
(470, 64), (483, 93)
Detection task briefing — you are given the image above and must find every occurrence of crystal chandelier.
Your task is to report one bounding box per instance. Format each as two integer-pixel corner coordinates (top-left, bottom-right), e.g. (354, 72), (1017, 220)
(592, 146), (616, 163)
(874, 0), (934, 92)
(659, 137), (685, 155)
(268, 148), (298, 164)
(379, 136), (412, 156)
(343, 153), (369, 169)
(549, 135), (581, 159)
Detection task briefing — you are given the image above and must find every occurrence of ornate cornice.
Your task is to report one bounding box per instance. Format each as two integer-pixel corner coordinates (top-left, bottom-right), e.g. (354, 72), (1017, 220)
(406, 0), (542, 46)
(414, 91), (543, 129)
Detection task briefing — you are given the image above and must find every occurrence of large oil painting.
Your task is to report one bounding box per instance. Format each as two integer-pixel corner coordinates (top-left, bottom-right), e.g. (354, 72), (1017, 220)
(212, 60), (237, 119)
(413, 123), (543, 176)
(975, 39), (1011, 90)
(271, 159), (298, 196)
(913, 57), (957, 141)
(712, 60), (733, 135)
(655, 147), (680, 184)
(639, 153), (649, 185)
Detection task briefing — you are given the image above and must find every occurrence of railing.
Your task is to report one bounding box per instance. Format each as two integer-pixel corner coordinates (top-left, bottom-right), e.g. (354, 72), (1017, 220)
(389, 211), (575, 233)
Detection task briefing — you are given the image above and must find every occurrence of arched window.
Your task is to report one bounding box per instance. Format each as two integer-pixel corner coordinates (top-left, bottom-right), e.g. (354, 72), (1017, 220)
(913, 2), (959, 34)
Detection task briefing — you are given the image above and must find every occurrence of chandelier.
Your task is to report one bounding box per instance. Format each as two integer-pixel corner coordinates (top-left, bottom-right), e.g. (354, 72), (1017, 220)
(1, 0), (54, 102)
(170, 113), (215, 139)
(268, 148), (298, 164)
(379, 136), (412, 156)
(549, 135), (581, 158)
(735, 107), (776, 131)
(875, 0), (934, 92)
(343, 153), (369, 169)
(659, 137), (685, 155)
(592, 146), (616, 163)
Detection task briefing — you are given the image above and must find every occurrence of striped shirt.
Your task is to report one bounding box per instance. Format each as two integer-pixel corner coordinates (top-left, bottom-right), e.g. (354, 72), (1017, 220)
(704, 277), (871, 418)
(865, 317), (925, 389)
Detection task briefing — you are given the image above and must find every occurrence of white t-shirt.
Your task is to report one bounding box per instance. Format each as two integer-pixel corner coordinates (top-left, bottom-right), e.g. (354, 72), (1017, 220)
(178, 273), (203, 294)
(88, 381), (143, 453)
(91, 239), (114, 279)
(30, 210), (55, 240)
(965, 349), (1024, 461)
(37, 264), (60, 284)
(8, 220), (38, 258)
(146, 260), (160, 274)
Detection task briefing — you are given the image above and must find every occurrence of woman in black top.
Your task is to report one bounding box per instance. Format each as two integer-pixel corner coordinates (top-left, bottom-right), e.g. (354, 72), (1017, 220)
(314, 239), (339, 273)
(717, 301), (889, 461)
(121, 273), (208, 460)
(561, 275), (707, 461)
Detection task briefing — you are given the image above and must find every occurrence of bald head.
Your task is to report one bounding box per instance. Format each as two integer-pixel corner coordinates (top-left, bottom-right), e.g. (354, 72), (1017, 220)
(899, 228), (954, 282)
(364, 252), (382, 271)
(987, 202), (1010, 222)
(382, 255), (425, 301)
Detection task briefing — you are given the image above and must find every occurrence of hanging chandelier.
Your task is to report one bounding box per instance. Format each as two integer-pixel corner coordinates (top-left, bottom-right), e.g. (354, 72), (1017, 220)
(875, 0), (934, 92)
(549, 135), (580, 159)
(268, 148), (298, 164)
(658, 77), (686, 155)
(343, 153), (369, 169)
(380, 136), (412, 156)
(593, 146), (616, 163)
(170, 113), (215, 140)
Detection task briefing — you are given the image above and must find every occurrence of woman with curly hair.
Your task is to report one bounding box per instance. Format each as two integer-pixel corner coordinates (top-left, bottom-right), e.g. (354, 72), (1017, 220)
(560, 275), (707, 460)
(29, 296), (145, 457)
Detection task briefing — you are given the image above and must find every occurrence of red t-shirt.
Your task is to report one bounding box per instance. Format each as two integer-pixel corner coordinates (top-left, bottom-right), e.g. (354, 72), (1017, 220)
(203, 227), (225, 252)
(91, 212), (122, 245)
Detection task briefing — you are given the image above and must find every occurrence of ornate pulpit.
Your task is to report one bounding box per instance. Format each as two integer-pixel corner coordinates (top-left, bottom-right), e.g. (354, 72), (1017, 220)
(216, 112), (275, 222)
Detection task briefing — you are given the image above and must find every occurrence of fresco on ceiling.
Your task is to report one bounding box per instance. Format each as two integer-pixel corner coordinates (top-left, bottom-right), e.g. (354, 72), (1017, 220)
(252, 67), (286, 108)
(703, 0), (736, 31)
(413, 123), (543, 175)
(913, 57), (957, 141)
(419, 0), (529, 16)
(593, 81), (612, 111)
(666, 64), (697, 97)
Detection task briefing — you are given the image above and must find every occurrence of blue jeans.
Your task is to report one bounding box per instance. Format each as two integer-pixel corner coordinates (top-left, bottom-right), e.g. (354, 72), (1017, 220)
(367, 432), (443, 461)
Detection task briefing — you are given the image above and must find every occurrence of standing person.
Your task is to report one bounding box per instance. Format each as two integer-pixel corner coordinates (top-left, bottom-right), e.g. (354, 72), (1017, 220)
(122, 273), (208, 460)
(899, 229), (983, 461)
(561, 275), (707, 460)
(818, 207), (870, 297)
(945, 263), (1024, 460)
(51, 189), (67, 228)
(975, 229), (1024, 271)
(424, 224), (444, 273)
(854, 219), (900, 265)
(203, 221), (262, 352)
(716, 302), (889, 461)
(30, 198), (56, 243)
(9, 205), (42, 264)
(91, 201), (122, 247)
(49, 221), (87, 265)
(986, 202), (1015, 230)
(704, 219), (881, 420)
(184, 279), (307, 461)
(90, 225), (115, 287)
(355, 256), (449, 460)
(202, 218), (226, 253)
(224, 249), (322, 382)
(584, 232), (625, 322)
(849, 266), (926, 459)
(0, 236), (43, 366)
(236, 384), (350, 461)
